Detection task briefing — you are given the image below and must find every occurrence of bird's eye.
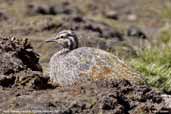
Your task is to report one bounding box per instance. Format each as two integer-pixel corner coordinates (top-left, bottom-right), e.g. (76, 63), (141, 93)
(61, 35), (65, 38)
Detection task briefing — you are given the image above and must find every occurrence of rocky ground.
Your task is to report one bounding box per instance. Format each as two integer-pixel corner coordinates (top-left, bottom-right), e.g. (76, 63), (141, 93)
(0, 0), (171, 114)
(0, 37), (166, 114)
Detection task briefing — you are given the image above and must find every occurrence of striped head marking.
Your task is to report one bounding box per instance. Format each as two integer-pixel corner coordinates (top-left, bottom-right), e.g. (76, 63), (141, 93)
(46, 30), (79, 50)
(57, 30), (75, 39)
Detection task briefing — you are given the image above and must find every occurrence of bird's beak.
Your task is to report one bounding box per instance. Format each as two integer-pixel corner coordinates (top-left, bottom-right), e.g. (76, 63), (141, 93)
(45, 37), (57, 43)
(45, 37), (64, 45)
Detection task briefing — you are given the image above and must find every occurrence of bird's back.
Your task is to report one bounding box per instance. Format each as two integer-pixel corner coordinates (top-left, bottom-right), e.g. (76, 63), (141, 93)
(49, 47), (143, 86)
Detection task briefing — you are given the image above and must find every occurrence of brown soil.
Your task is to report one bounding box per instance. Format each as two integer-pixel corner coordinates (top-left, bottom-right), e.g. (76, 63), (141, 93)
(0, 78), (165, 114)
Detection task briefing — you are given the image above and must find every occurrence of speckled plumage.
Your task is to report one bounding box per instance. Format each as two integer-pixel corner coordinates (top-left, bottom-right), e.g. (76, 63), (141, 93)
(47, 30), (143, 86)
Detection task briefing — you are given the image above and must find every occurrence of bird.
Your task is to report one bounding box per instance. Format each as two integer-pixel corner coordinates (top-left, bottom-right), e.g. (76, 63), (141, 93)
(46, 30), (144, 86)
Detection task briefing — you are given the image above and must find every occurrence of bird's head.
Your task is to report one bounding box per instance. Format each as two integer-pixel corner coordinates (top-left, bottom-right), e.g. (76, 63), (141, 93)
(46, 30), (78, 50)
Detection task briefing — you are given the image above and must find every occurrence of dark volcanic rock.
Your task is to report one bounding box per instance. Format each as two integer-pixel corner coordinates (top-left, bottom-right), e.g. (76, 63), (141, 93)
(60, 15), (123, 40)
(0, 11), (8, 21)
(0, 37), (42, 74)
(104, 10), (119, 20)
(0, 80), (165, 114)
(0, 37), (50, 89)
(127, 26), (147, 39)
(14, 70), (52, 90)
(0, 74), (15, 87)
(27, 4), (50, 15)
(27, 2), (81, 16)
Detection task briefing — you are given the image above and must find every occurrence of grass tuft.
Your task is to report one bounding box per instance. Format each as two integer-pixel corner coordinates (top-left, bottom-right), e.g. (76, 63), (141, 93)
(129, 25), (171, 93)
(161, 3), (171, 20)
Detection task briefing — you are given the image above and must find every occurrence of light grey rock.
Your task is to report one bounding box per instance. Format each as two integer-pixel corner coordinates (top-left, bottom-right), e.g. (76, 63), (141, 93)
(161, 94), (171, 108)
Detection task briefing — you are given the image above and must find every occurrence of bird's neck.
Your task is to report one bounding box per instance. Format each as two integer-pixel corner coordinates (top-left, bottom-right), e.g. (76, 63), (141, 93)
(50, 48), (70, 63)
(64, 36), (78, 50)
(57, 48), (70, 55)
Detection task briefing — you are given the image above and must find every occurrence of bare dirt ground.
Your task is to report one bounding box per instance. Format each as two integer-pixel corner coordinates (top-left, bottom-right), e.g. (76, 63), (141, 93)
(0, 0), (170, 114)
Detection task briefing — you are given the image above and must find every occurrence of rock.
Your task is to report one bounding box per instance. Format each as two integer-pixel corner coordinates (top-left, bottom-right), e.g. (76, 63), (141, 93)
(161, 94), (171, 110)
(127, 13), (137, 21)
(27, 2), (81, 16)
(0, 74), (15, 87)
(127, 26), (147, 39)
(0, 37), (47, 89)
(0, 52), (24, 75)
(84, 22), (123, 39)
(27, 4), (50, 15)
(15, 48), (42, 72)
(0, 80), (165, 114)
(0, 11), (8, 21)
(14, 70), (51, 90)
(0, 37), (42, 74)
(104, 11), (119, 20)
(62, 15), (123, 40)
